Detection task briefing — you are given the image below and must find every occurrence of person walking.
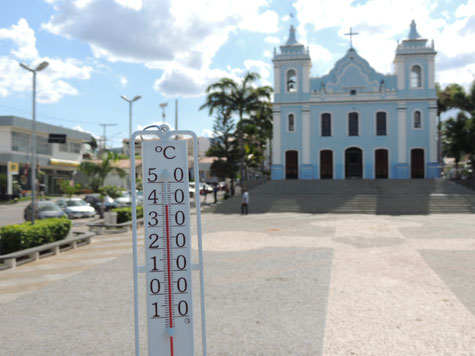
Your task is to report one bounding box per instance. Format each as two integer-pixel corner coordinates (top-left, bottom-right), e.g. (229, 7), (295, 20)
(241, 189), (249, 215)
(213, 183), (218, 203)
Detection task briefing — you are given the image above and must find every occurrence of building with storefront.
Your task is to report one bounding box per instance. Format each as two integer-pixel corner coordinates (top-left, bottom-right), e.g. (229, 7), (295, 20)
(0, 115), (92, 194)
(271, 21), (439, 180)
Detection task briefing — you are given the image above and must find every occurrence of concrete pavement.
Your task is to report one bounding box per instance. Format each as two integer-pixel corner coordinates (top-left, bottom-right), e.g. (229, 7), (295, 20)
(1, 212), (475, 355)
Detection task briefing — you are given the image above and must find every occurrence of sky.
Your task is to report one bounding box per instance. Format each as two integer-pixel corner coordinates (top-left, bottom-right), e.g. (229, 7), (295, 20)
(0, 0), (474, 148)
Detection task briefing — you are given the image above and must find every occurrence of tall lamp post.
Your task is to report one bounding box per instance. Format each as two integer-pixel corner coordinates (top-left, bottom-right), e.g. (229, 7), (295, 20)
(20, 61), (49, 224)
(159, 102), (168, 124)
(121, 95), (141, 140)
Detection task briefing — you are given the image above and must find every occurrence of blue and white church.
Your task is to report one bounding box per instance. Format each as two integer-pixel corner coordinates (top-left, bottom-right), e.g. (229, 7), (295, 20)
(271, 21), (439, 180)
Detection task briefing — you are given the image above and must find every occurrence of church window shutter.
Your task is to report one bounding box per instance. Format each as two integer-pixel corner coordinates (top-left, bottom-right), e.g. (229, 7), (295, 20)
(321, 113), (331, 136)
(288, 114), (295, 132)
(376, 112), (387, 135)
(413, 111), (422, 128)
(348, 112), (359, 136)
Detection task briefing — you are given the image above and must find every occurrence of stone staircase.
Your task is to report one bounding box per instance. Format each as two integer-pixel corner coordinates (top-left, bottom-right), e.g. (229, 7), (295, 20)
(209, 179), (475, 214)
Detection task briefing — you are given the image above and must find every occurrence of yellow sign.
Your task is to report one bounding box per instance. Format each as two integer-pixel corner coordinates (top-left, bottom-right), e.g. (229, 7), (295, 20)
(8, 162), (19, 174)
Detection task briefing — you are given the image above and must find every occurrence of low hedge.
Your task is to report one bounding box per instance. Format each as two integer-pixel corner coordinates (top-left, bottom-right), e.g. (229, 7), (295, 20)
(112, 206), (143, 224)
(0, 218), (72, 255)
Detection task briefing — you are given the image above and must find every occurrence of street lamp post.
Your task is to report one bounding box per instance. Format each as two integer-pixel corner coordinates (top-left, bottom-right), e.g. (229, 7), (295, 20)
(159, 102), (168, 125)
(20, 61), (49, 224)
(121, 95), (141, 140)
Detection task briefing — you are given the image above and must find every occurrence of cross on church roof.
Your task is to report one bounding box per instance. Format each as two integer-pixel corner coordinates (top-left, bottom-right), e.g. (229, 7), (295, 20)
(344, 27), (359, 49)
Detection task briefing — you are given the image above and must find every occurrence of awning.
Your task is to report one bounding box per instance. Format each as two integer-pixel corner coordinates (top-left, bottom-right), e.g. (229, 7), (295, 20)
(50, 158), (80, 167)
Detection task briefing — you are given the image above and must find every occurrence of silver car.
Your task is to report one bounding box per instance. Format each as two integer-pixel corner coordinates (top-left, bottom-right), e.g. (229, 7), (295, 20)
(56, 198), (96, 219)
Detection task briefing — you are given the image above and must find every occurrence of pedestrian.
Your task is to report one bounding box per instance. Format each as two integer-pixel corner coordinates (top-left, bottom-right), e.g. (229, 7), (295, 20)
(241, 188), (249, 215)
(224, 185), (230, 200)
(203, 185), (208, 202)
(213, 183), (218, 204)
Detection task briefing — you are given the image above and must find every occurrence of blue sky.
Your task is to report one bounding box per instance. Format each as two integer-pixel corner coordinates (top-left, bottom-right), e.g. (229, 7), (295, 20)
(0, 0), (474, 148)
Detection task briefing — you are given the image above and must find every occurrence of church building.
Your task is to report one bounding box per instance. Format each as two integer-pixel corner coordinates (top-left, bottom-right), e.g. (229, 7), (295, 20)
(271, 21), (439, 180)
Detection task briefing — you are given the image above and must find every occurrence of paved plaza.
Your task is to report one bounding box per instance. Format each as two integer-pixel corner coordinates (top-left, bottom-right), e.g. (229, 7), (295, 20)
(1, 212), (475, 355)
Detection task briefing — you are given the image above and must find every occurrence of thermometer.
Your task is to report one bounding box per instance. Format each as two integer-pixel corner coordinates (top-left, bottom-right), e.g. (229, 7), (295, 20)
(142, 139), (194, 355)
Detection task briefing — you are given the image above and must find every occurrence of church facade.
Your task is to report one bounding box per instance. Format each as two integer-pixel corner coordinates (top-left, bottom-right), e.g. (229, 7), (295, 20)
(271, 21), (439, 180)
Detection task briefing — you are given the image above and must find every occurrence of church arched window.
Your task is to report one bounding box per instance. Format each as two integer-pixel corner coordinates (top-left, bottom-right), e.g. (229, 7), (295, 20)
(410, 65), (422, 88)
(288, 113), (295, 132)
(376, 112), (387, 136)
(286, 69), (297, 92)
(348, 112), (359, 136)
(413, 110), (422, 129)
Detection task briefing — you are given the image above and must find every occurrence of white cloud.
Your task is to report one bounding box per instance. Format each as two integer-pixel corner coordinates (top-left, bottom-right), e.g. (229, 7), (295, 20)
(244, 59), (271, 85)
(201, 128), (213, 138)
(42, 0), (279, 97)
(263, 50), (272, 58)
(265, 36), (281, 45)
(0, 19), (94, 103)
(114, 0), (142, 11)
(293, 0), (475, 86)
(281, 15), (291, 22)
(118, 75), (128, 88)
(0, 19), (38, 60)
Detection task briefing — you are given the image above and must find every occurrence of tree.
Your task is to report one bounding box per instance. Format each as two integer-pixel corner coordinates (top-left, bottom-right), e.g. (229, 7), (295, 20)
(202, 91), (240, 194)
(59, 180), (81, 199)
(439, 80), (475, 184)
(240, 91), (273, 173)
(79, 151), (127, 217)
(200, 72), (273, 184)
(443, 112), (469, 178)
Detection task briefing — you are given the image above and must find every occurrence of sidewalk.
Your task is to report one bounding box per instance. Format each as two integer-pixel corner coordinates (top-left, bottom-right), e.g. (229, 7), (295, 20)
(1, 213), (475, 355)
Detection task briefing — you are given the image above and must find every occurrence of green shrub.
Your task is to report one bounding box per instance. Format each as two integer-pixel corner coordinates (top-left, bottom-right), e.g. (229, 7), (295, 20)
(0, 218), (72, 255)
(112, 206), (143, 224)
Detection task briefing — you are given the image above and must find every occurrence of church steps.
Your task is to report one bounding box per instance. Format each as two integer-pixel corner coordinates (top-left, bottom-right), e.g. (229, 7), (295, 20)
(209, 180), (475, 215)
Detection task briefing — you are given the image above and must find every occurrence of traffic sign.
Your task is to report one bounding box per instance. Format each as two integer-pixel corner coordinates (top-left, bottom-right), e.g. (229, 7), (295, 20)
(48, 133), (67, 144)
(8, 162), (19, 175)
(130, 125), (207, 356)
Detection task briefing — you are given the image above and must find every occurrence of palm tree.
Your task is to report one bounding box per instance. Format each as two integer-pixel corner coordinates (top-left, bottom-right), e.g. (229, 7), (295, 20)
(200, 72), (272, 185)
(79, 151), (126, 217)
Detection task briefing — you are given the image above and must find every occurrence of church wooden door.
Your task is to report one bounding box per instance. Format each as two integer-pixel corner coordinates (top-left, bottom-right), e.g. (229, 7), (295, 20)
(411, 149), (424, 178)
(320, 150), (333, 179)
(285, 150), (298, 179)
(375, 149), (388, 179)
(345, 147), (362, 179)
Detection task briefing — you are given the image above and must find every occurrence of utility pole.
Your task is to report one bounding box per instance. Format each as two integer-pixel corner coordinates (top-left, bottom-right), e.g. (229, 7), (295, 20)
(160, 102), (168, 125)
(99, 123), (117, 150)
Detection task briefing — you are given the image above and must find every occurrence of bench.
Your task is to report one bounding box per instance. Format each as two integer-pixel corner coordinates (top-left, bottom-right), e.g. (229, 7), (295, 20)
(0, 231), (95, 270)
(87, 218), (144, 235)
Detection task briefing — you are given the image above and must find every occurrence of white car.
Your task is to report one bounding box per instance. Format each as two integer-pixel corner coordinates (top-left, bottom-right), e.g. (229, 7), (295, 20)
(114, 191), (132, 207)
(56, 198), (96, 219)
(115, 191), (143, 207)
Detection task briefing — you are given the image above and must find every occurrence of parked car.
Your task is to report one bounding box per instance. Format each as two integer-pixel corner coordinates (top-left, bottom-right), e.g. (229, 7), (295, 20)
(56, 198), (96, 219)
(200, 183), (214, 194)
(115, 191), (143, 207)
(114, 191), (132, 207)
(84, 194), (118, 213)
(188, 183), (196, 198)
(24, 201), (67, 221)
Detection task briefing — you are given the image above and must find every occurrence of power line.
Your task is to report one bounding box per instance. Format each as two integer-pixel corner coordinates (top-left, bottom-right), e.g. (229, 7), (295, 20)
(0, 103), (100, 124)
